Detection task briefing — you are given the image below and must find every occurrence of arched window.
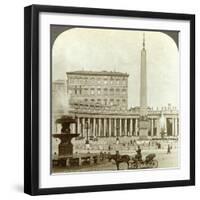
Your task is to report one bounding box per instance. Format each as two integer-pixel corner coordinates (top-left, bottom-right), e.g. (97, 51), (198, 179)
(84, 88), (88, 95)
(110, 99), (114, 106)
(122, 89), (126, 94)
(90, 88), (94, 95)
(97, 88), (101, 95)
(110, 88), (114, 94)
(116, 88), (120, 93)
(104, 88), (108, 95)
(75, 86), (77, 94)
(98, 79), (101, 84)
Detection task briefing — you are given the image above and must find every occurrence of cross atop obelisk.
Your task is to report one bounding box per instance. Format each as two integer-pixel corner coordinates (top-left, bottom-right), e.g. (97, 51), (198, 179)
(143, 32), (145, 49)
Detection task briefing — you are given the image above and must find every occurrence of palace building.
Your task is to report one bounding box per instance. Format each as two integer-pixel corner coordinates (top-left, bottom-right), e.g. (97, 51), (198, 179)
(66, 71), (129, 111)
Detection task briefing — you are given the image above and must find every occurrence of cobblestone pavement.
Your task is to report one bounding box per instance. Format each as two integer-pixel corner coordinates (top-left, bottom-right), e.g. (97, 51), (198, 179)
(52, 149), (178, 173)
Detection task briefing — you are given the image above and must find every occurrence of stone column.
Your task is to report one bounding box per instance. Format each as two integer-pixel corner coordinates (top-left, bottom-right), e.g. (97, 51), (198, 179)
(124, 118), (127, 136)
(82, 118), (85, 137)
(96, 118), (99, 137)
(151, 119), (154, 137)
(109, 118), (112, 137)
(165, 118), (167, 133)
(177, 118), (179, 136)
(93, 118), (96, 137)
(114, 118), (117, 137)
(88, 118), (91, 137)
(172, 118), (175, 136)
(174, 118), (177, 136)
(119, 118), (122, 136)
(135, 118), (138, 136)
(156, 118), (160, 137)
(77, 117), (80, 134)
(98, 118), (101, 137)
(103, 118), (107, 137)
(130, 119), (133, 136)
(78, 118), (81, 136)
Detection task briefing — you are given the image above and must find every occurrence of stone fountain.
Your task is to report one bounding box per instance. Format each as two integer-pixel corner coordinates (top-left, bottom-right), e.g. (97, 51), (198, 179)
(53, 115), (79, 156)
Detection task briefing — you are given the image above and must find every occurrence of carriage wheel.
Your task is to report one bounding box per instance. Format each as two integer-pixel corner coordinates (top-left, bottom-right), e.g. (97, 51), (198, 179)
(152, 160), (158, 168)
(131, 162), (138, 169)
(137, 161), (143, 169)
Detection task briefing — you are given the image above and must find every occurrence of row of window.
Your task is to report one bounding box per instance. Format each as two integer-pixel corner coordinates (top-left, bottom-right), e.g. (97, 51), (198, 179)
(69, 87), (127, 95)
(83, 98), (127, 106)
(68, 78), (127, 85)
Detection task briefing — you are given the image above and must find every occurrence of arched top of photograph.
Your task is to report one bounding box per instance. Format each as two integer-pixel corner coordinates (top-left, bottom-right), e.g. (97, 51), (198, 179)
(51, 27), (179, 109)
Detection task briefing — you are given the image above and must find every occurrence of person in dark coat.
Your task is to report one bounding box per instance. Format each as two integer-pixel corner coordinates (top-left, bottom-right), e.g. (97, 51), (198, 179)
(135, 145), (142, 161)
(167, 144), (171, 154)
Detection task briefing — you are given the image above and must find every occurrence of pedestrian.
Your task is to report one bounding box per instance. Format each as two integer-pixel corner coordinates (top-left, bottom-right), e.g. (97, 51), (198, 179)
(167, 144), (171, 154)
(135, 145), (142, 161)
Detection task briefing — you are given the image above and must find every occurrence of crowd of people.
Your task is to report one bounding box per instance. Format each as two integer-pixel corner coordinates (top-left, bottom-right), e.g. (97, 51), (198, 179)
(72, 136), (178, 154)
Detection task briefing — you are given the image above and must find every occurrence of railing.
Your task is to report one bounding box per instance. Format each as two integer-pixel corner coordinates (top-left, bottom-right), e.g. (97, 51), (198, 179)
(68, 108), (179, 116)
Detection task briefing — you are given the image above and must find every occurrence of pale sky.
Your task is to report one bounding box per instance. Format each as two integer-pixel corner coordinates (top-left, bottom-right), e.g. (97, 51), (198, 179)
(52, 28), (179, 109)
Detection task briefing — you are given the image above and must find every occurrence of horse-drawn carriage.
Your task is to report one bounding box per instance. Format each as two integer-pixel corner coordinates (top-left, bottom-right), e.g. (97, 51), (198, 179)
(129, 153), (158, 169)
(108, 152), (158, 170)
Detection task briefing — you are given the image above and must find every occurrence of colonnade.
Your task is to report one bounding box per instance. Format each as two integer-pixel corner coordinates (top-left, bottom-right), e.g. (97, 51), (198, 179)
(72, 116), (179, 137)
(76, 117), (139, 137)
(53, 115), (179, 137)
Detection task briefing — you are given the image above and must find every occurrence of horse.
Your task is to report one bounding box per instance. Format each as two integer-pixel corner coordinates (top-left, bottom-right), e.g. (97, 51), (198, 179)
(108, 154), (130, 170)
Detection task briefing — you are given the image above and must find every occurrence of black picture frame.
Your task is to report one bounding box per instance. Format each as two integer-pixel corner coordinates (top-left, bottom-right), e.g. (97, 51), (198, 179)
(24, 4), (195, 196)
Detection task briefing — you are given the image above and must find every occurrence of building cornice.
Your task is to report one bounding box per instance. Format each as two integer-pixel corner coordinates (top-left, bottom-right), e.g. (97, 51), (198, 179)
(66, 70), (129, 77)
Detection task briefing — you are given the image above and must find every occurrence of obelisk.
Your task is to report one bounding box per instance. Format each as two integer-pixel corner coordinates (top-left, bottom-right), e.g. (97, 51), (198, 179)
(139, 33), (150, 139)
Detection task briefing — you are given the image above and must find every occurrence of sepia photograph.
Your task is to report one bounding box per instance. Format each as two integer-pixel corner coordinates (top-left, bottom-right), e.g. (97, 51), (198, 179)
(51, 26), (180, 174)
(24, 5), (195, 195)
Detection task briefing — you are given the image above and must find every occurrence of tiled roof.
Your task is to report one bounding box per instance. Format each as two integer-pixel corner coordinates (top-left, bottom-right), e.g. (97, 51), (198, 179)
(66, 70), (129, 77)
